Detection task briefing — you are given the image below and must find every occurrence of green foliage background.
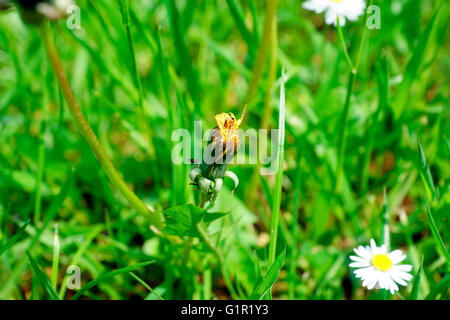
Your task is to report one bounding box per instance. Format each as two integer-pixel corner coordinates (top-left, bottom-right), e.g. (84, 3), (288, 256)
(0, 0), (449, 299)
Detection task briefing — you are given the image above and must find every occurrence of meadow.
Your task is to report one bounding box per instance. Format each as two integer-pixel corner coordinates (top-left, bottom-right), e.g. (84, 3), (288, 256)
(0, 0), (449, 300)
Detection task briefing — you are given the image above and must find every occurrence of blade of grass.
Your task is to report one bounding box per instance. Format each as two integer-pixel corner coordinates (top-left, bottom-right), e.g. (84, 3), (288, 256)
(362, 57), (388, 192)
(265, 69), (286, 299)
(250, 247), (286, 300)
(425, 200), (450, 270)
(129, 271), (164, 300)
(58, 225), (104, 298)
(408, 258), (423, 300)
(71, 261), (155, 300)
(391, 7), (441, 118)
(26, 252), (60, 300)
(417, 139), (437, 203)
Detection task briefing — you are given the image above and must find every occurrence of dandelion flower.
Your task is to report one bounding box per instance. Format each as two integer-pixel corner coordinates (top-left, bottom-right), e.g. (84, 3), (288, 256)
(302, 0), (366, 26)
(349, 239), (413, 294)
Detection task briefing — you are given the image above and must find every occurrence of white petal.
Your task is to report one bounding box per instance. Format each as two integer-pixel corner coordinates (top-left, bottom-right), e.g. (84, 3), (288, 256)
(388, 250), (406, 264)
(370, 239), (378, 252)
(349, 261), (371, 268)
(391, 268), (413, 281)
(392, 264), (413, 272)
(386, 274), (399, 293)
(324, 9), (338, 25)
(349, 255), (368, 262)
(389, 270), (408, 286)
(354, 246), (371, 260)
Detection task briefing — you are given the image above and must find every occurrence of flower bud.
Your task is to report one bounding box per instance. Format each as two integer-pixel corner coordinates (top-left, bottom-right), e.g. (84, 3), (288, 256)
(188, 167), (201, 183)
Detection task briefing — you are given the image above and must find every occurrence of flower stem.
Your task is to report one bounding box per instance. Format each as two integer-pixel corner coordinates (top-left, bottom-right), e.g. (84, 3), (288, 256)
(336, 17), (355, 73)
(334, 4), (372, 193)
(38, 22), (165, 230)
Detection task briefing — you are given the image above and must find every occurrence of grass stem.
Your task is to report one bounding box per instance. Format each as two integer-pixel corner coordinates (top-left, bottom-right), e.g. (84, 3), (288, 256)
(266, 69), (286, 298)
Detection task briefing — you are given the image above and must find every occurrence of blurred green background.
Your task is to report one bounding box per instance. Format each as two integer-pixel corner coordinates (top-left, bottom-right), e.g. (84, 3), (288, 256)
(0, 0), (449, 300)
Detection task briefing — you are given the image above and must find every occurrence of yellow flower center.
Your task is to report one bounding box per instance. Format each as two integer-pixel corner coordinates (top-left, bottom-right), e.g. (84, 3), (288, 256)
(371, 254), (393, 272)
(331, 0), (343, 3)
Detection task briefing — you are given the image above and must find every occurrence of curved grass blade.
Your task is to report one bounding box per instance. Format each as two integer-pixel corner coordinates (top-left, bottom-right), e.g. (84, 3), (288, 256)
(417, 139), (437, 202)
(250, 247), (286, 300)
(26, 252), (60, 300)
(129, 272), (164, 300)
(265, 69), (286, 298)
(408, 258), (423, 300)
(425, 200), (450, 270)
(71, 260), (155, 300)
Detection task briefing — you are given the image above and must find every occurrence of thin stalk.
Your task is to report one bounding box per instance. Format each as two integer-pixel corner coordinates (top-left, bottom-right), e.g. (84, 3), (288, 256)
(334, 1), (373, 193)
(244, 0), (279, 104)
(129, 272), (164, 300)
(336, 17), (355, 73)
(266, 69), (286, 298)
(37, 22), (165, 230)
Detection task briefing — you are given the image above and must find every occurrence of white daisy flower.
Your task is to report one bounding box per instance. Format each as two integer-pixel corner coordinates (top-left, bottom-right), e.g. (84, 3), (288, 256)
(302, 0), (366, 27)
(349, 239), (413, 294)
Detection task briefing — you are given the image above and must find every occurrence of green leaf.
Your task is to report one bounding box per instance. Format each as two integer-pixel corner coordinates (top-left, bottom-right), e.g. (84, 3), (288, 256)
(0, 219), (30, 257)
(26, 252), (60, 300)
(408, 258), (423, 300)
(250, 247), (286, 300)
(71, 261), (155, 300)
(425, 200), (450, 269)
(162, 204), (206, 237)
(202, 211), (229, 224)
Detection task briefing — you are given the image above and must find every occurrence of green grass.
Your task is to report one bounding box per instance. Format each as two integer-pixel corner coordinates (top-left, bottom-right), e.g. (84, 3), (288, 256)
(0, 0), (449, 300)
